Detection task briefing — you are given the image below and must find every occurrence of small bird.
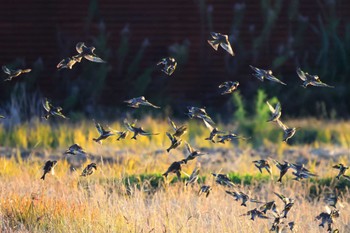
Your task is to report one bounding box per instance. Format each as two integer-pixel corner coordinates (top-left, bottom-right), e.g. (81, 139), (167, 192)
(272, 159), (292, 182)
(266, 101), (282, 122)
(315, 207), (340, 232)
(250, 65), (286, 85)
(276, 119), (297, 142)
(253, 160), (271, 175)
(225, 190), (250, 206)
(269, 212), (283, 232)
(274, 192), (295, 218)
(162, 160), (185, 181)
(198, 185), (212, 197)
(332, 163), (349, 180)
(124, 119), (159, 140)
(218, 81), (239, 95)
(168, 117), (187, 138)
(186, 106), (215, 125)
(93, 121), (114, 144)
(57, 55), (82, 70)
(290, 163), (317, 181)
(42, 98), (68, 120)
(203, 120), (225, 143)
(325, 190), (342, 209)
(211, 173), (235, 188)
(157, 57), (177, 76)
(2, 65), (31, 81)
(207, 32), (234, 56)
(64, 144), (86, 155)
(166, 132), (182, 153)
(186, 166), (200, 186)
(255, 200), (278, 214)
(297, 68), (334, 88)
(124, 96), (160, 109)
(40, 160), (58, 180)
(217, 133), (249, 144)
(81, 163), (97, 177)
(75, 42), (106, 63)
(240, 208), (269, 221)
(183, 142), (205, 164)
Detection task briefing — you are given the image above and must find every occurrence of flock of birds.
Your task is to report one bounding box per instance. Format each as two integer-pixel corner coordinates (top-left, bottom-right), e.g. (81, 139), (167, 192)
(0, 29), (346, 233)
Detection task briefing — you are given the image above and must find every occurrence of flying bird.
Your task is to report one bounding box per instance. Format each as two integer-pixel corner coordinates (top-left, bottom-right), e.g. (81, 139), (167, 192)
(217, 133), (249, 144)
(40, 160), (57, 180)
(166, 132), (182, 153)
(162, 160), (185, 181)
(225, 190), (250, 206)
(198, 185), (212, 198)
(186, 106), (215, 125)
(207, 32), (234, 56)
(93, 121), (114, 144)
(240, 208), (269, 221)
(203, 120), (225, 143)
(2, 65), (31, 81)
(168, 117), (187, 138)
(297, 68), (334, 88)
(211, 173), (235, 188)
(64, 144), (86, 155)
(42, 98), (68, 120)
(274, 192), (295, 218)
(290, 163), (317, 181)
(186, 165), (200, 186)
(253, 160), (271, 175)
(124, 119), (159, 140)
(272, 159), (292, 182)
(75, 42), (106, 63)
(266, 101), (282, 123)
(57, 55), (82, 70)
(124, 96), (160, 109)
(315, 207), (340, 232)
(218, 81), (239, 95)
(276, 119), (297, 142)
(332, 163), (349, 180)
(81, 163), (97, 177)
(182, 142), (205, 164)
(250, 65), (286, 85)
(157, 57), (177, 76)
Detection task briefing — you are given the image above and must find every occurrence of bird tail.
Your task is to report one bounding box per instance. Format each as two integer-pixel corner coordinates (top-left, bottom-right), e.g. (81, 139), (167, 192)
(166, 148), (170, 153)
(40, 173), (46, 180)
(162, 172), (168, 178)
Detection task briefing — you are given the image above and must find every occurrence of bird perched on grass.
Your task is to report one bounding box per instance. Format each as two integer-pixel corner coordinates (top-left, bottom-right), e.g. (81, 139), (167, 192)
(240, 208), (269, 221)
(81, 163), (97, 177)
(272, 159), (292, 182)
(186, 165), (200, 186)
(211, 173), (235, 188)
(266, 101), (281, 123)
(186, 106), (215, 125)
(40, 160), (58, 180)
(57, 55), (82, 70)
(42, 98), (68, 120)
(124, 96), (160, 109)
(207, 32), (234, 56)
(64, 144), (86, 155)
(276, 119), (297, 142)
(218, 81), (239, 95)
(274, 192), (295, 218)
(166, 132), (182, 153)
(198, 185), (212, 198)
(332, 163), (349, 180)
(225, 190), (250, 206)
(203, 118), (225, 143)
(93, 121), (114, 144)
(162, 160), (185, 181)
(167, 117), (187, 138)
(124, 119), (159, 140)
(297, 68), (334, 88)
(253, 160), (271, 175)
(250, 65), (286, 85)
(75, 42), (106, 63)
(2, 65), (31, 81)
(217, 133), (249, 144)
(157, 57), (177, 76)
(182, 142), (205, 164)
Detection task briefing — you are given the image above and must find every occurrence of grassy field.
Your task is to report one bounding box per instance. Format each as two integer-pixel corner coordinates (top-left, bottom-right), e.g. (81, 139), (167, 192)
(1, 117), (350, 232)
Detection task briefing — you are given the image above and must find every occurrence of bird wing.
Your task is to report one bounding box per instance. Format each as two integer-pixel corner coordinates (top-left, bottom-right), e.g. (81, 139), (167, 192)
(274, 192), (287, 204)
(141, 100), (160, 109)
(266, 101), (275, 113)
(276, 119), (288, 131)
(76, 42), (85, 54)
(275, 102), (281, 114)
(42, 99), (51, 112)
(166, 132), (174, 143)
(200, 115), (215, 125)
(203, 119), (214, 132)
(311, 81), (334, 88)
(207, 40), (219, 51)
(95, 122), (104, 135)
(84, 55), (106, 63)
(124, 120), (135, 132)
(185, 142), (193, 154)
(296, 68), (307, 81)
(168, 117), (177, 131)
(266, 74), (287, 85)
(220, 42), (235, 56)
(2, 66), (12, 74)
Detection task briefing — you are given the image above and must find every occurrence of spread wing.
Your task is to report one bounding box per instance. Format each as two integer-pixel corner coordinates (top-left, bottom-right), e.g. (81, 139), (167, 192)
(296, 68), (306, 81)
(166, 132), (174, 142)
(168, 117), (177, 131)
(84, 55), (106, 63)
(266, 101), (275, 113)
(95, 122), (104, 135)
(2, 66), (11, 74)
(42, 98), (51, 112)
(76, 42), (85, 54)
(203, 119), (214, 132)
(277, 119), (288, 130)
(220, 41), (234, 56)
(124, 120), (135, 132)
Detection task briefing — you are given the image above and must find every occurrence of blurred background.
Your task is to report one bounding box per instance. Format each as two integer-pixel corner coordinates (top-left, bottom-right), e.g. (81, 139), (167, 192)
(0, 0), (350, 122)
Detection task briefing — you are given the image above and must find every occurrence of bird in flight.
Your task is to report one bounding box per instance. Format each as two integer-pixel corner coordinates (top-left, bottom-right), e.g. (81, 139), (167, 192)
(218, 81), (239, 95)
(207, 32), (235, 56)
(250, 65), (286, 85)
(75, 42), (106, 63)
(42, 98), (68, 120)
(296, 68), (334, 88)
(124, 96), (160, 109)
(157, 57), (177, 76)
(2, 65), (31, 81)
